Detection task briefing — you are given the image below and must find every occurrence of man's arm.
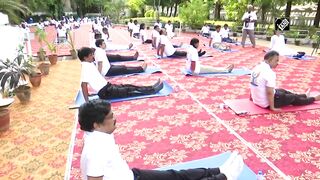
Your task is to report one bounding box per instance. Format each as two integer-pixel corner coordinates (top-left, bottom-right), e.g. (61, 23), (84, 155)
(88, 176), (103, 180)
(97, 61), (102, 73)
(158, 44), (165, 57)
(266, 86), (281, 111)
(209, 38), (213, 47)
(190, 61), (196, 72)
(141, 35), (145, 44)
(81, 82), (89, 102)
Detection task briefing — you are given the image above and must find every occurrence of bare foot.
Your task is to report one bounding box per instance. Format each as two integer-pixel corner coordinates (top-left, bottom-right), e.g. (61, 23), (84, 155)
(141, 62), (147, 71)
(305, 88), (311, 97)
(133, 51), (139, 59)
(128, 43), (133, 49)
(315, 94), (320, 101)
(179, 42), (183, 47)
(227, 64), (234, 73)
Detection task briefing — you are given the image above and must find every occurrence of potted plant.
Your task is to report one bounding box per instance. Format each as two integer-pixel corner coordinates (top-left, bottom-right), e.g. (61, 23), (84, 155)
(266, 29), (273, 41)
(293, 31), (300, 46)
(231, 26), (238, 37)
(35, 28), (47, 61)
(0, 95), (14, 131)
(67, 31), (77, 59)
(27, 57), (42, 87)
(0, 47), (33, 104)
(45, 40), (58, 65)
(311, 34), (319, 48)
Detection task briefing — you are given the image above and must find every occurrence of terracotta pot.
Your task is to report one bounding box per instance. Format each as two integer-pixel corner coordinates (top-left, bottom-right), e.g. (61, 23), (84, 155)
(48, 54), (58, 65)
(70, 49), (78, 59)
(294, 40), (300, 46)
(0, 108), (10, 131)
(37, 51), (46, 61)
(29, 73), (42, 87)
(38, 63), (50, 75)
(14, 86), (31, 104)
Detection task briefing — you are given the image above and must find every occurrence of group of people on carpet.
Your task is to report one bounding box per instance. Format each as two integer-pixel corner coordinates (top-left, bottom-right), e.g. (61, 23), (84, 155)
(76, 6), (320, 180)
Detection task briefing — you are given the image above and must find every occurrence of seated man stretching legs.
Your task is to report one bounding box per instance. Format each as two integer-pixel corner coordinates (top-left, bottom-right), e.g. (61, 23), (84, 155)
(158, 29), (206, 58)
(250, 50), (320, 111)
(78, 47), (163, 101)
(95, 39), (146, 76)
(79, 99), (245, 180)
(187, 38), (234, 75)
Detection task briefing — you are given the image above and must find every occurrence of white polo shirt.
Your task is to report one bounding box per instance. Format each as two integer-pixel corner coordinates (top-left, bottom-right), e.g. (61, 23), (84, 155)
(140, 29), (147, 40)
(250, 61), (276, 108)
(159, 35), (175, 56)
(165, 23), (173, 32)
(210, 31), (222, 44)
(95, 47), (111, 76)
(80, 62), (108, 92)
(154, 22), (162, 28)
(220, 28), (230, 38)
(201, 26), (210, 34)
(186, 45), (200, 74)
(152, 30), (160, 47)
(81, 131), (134, 180)
(132, 24), (139, 34)
(128, 22), (133, 30)
(57, 28), (67, 38)
(242, 11), (257, 30)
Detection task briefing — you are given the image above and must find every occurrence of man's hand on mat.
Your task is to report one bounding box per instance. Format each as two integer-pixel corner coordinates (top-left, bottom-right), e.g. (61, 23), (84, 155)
(133, 51), (139, 59)
(128, 43), (133, 49)
(227, 64), (234, 73)
(270, 107), (281, 112)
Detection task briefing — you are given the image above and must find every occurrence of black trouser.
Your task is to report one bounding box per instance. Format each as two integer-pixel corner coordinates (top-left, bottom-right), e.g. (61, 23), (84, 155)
(202, 33), (210, 38)
(168, 50), (187, 58)
(144, 39), (152, 44)
(133, 33), (140, 39)
(106, 65), (143, 76)
(132, 168), (227, 180)
(274, 88), (315, 108)
(97, 82), (156, 99)
(107, 54), (136, 62)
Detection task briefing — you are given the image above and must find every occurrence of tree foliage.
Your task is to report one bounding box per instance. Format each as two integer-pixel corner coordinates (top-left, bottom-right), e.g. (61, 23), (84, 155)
(104, 0), (127, 22)
(0, 0), (31, 24)
(179, 0), (209, 28)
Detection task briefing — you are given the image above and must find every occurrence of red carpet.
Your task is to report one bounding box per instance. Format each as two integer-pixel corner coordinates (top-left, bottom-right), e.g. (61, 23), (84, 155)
(61, 26), (320, 179)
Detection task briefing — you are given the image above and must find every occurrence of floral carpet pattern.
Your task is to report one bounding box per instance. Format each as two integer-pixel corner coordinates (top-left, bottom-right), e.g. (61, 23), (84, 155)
(1, 25), (319, 179)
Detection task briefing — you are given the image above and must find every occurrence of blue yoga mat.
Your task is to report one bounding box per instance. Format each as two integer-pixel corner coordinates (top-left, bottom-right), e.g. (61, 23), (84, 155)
(182, 68), (251, 77)
(156, 152), (257, 180)
(212, 48), (240, 53)
(107, 66), (162, 77)
(69, 81), (173, 109)
(286, 55), (317, 60)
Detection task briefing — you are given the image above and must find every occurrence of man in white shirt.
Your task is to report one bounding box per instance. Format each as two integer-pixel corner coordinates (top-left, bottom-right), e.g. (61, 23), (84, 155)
(57, 24), (67, 43)
(139, 23), (152, 44)
(209, 25), (231, 51)
(152, 25), (160, 48)
(101, 27), (134, 51)
(250, 51), (320, 111)
(165, 20), (174, 38)
(220, 24), (233, 43)
(200, 24), (210, 37)
(132, 20), (140, 39)
(154, 19), (162, 28)
(241, 5), (257, 48)
(95, 39), (146, 76)
(269, 30), (296, 56)
(158, 29), (206, 58)
(79, 99), (244, 180)
(187, 38), (234, 75)
(78, 47), (164, 101)
(128, 19), (133, 37)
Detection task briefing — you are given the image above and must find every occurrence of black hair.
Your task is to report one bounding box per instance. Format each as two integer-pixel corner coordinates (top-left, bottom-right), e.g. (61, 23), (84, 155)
(154, 25), (159, 29)
(134, 20), (138, 24)
(130, 19), (132, 22)
(264, 50), (279, 61)
(190, 38), (199, 48)
(215, 25), (221, 29)
(78, 99), (111, 132)
(94, 33), (102, 39)
(168, 20), (171, 23)
(140, 23), (145, 30)
(159, 29), (164, 35)
(224, 24), (228, 27)
(78, 47), (93, 61)
(95, 39), (104, 48)
(102, 27), (108, 32)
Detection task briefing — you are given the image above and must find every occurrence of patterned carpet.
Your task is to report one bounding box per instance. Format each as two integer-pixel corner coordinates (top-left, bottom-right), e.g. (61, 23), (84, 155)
(1, 25), (319, 179)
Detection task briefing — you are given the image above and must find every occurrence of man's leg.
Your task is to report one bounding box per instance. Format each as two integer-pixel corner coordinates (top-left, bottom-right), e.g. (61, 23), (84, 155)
(274, 88), (316, 108)
(132, 168), (226, 180)
(199, 64), (233, 74)
(106, 65), (143, 76)
(107, 51), (139, 62)
(241, 29), (248, 47)
(169, 50), (187, 57)
(145, 39), (153, 44)
(247, 30), (256, 48)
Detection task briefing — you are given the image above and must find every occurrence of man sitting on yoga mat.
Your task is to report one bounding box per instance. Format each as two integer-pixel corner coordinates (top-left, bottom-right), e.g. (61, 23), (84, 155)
(187, 38), (234, 75)
(157, 29), (206, 58)
(140, 23), (152, 44)
(250, 50), (320, 111)
(78, 47), (163, 102)
(152, 25), (160, 48)
(95, 39), (146, 76)
(91, 33), (139, 62)
(79, 99), (244, 180)
(209, 25), (231, 51)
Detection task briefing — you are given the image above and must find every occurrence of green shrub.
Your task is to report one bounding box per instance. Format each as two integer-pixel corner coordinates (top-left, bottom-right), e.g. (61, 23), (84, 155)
(145, 9), (155, 18)
(179, 0), (209, 29)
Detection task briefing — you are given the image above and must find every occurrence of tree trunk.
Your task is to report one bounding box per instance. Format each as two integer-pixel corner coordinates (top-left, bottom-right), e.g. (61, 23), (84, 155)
(173, 3), (178, 17)
(214, 1), (221, 20)
(314, 0), (320, 27)
(251, 0), (255, 4)
(166, 6), (169, 16)
(285, 0), (292, 18)
(169, 5), (173, 17)
(261, 7), (266, 23)
(161, 5), (164, 14)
